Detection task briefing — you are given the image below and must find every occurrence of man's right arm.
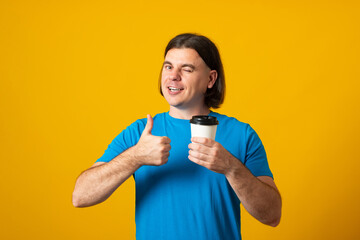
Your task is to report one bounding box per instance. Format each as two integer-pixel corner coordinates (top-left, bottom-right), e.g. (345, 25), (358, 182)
(72, 114), (171, 208)
(72, 147), (141, 208)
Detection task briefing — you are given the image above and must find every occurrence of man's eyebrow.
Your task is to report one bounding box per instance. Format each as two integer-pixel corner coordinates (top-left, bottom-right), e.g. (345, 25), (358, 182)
(182, 64), (195, 69)
(162, 61), (196, 69)
(163, 61), (172, 66)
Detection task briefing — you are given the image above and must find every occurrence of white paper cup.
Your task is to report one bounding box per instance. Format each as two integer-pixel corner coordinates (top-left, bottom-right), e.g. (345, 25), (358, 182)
(190, 115), (219, 140)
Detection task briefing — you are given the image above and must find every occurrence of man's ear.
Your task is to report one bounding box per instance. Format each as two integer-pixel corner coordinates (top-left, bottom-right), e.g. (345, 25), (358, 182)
(208, 70), (218, 89)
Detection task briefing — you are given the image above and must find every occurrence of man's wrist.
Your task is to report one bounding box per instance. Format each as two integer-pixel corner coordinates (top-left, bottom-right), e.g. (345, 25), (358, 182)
(224, 156), (243, 177)
(114, 146), (142, 171)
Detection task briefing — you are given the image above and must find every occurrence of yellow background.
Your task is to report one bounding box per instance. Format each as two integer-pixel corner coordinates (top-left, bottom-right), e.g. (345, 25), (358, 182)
(1, 0), (359, 239)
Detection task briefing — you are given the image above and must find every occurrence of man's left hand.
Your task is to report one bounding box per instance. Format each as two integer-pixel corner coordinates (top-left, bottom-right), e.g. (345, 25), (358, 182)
(188, 137), (239, 175)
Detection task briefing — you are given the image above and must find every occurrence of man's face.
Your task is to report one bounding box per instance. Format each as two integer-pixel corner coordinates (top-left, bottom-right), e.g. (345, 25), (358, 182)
(161, 48), (217, 110)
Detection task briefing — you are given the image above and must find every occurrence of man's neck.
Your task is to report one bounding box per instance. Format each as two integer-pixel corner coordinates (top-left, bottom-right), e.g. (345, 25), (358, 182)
(168, 105), (211, 120)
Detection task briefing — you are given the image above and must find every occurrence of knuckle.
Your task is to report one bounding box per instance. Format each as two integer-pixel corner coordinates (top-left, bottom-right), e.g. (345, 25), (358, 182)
(189, 150), (196, 158)
(161, 137), (170, 144)
(161, 156), (168, 164)
(189, 156), (197, 163)
(157, 158), (164, 165)
(208, 162), (215, 169)
(214, 149), (220, 157)
(191, 150), (197, 157)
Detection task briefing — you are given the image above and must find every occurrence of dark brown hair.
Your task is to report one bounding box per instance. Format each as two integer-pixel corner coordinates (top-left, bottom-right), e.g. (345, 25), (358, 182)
(159, 33), (225, 109)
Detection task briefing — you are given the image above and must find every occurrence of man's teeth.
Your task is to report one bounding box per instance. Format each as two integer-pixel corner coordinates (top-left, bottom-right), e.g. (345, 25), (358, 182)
(169, 87), (182, 91)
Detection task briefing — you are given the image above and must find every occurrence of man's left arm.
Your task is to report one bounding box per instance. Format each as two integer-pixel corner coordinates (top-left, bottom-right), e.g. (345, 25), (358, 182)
(188, 137), (282, 227)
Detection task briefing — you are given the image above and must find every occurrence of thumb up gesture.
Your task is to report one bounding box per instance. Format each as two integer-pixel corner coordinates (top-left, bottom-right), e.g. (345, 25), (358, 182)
(134, 115), (171, 166)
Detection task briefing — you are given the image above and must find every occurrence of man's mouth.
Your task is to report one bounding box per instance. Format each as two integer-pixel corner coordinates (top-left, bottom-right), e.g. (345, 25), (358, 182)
(168, 87), (184, 92)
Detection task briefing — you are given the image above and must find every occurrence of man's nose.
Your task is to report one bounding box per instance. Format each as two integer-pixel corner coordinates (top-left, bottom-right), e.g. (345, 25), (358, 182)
(169, 69), (181, 81)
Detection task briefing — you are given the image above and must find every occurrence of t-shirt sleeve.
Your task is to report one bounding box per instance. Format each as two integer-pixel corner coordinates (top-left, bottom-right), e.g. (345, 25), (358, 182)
(96, 119), (146, 163)
(244, 124), (273, 179)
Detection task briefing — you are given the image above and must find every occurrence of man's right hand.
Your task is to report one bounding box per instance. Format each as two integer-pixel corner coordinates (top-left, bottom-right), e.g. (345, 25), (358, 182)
(72, 114), (171, 207)
(133, 114), (171, 166)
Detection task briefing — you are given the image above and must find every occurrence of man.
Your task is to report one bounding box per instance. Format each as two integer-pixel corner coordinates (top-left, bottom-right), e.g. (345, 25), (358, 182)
(72, 33), (282, 239)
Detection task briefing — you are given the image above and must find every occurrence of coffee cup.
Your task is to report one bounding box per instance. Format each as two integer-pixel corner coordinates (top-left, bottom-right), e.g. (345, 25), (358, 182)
(190, 115), (219, 140)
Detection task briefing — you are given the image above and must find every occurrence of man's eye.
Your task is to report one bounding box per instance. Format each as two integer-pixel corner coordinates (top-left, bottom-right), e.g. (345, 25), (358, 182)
(165, 65), (172, 70)
(183, 68), (193, 72)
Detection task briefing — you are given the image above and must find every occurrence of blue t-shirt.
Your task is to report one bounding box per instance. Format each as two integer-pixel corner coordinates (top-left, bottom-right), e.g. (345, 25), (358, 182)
(97, 112), (273, 240)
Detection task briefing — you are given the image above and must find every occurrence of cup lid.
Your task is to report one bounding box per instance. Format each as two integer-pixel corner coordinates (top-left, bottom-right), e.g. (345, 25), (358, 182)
(190, 115), (219, 125)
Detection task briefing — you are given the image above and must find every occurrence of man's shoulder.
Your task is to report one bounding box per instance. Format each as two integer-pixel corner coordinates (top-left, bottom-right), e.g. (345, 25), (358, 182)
(153, 112), (167, 119)
(127, 112), (167, 128)
(210, 111), (249, 128)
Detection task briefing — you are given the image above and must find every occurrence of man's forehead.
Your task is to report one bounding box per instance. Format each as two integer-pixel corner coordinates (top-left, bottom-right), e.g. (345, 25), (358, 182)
(164, 48), (204, 65)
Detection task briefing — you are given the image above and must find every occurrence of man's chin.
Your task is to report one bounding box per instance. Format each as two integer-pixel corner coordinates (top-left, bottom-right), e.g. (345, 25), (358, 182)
(166, 99), (186, 109)
(168, 102), (184, 108)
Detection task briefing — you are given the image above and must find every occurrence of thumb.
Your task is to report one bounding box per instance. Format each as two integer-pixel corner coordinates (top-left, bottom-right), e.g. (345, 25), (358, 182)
(143, 114), (153, 135)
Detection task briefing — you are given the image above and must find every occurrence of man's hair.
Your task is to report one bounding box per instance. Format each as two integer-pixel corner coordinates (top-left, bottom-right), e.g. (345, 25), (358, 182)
(159, 33), (225, 109)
